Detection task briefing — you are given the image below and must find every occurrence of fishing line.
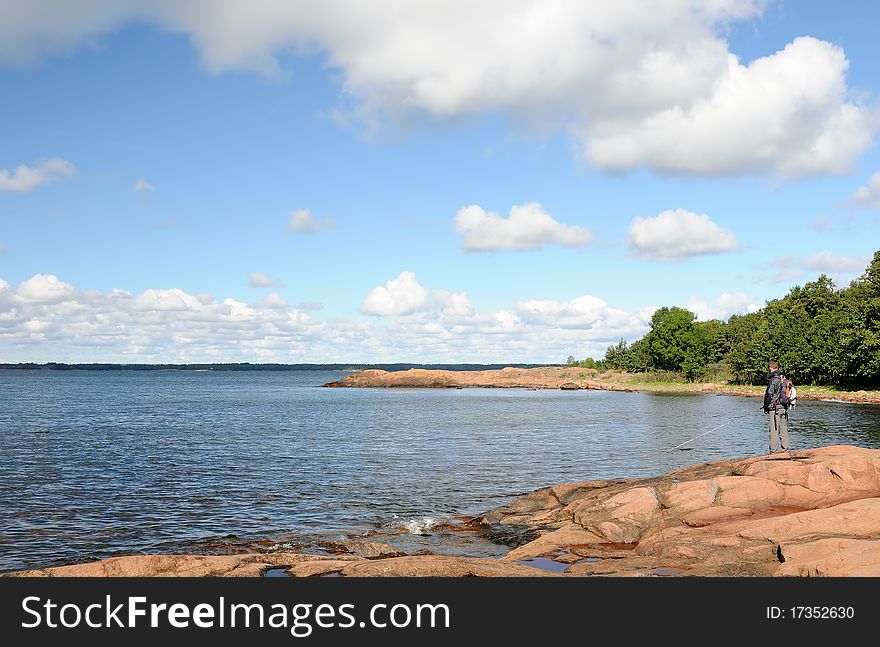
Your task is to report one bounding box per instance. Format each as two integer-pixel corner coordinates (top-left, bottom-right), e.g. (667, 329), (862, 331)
(666, 422), (731, 451)
(666, 411), (759, 452)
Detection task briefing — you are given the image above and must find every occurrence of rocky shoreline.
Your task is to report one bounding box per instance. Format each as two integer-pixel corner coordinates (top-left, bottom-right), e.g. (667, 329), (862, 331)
(9, 445), (880, 577)
(321, 366), (880, 404)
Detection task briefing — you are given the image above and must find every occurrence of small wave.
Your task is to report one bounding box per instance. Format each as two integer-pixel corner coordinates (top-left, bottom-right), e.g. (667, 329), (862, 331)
(388, 516), (440, 535)
(267, 541), (298, 552)
(405, 517), (438, 534)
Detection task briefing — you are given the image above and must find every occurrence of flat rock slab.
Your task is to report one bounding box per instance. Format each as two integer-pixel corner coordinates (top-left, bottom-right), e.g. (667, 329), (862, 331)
(480, 444), (880, 576)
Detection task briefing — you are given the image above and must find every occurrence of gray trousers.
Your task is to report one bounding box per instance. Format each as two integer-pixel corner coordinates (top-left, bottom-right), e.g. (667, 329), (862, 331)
(769, 407), (789, 452)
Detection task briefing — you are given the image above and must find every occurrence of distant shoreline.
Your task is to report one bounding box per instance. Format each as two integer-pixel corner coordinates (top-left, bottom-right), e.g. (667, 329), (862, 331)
(3, 362), (877, 404)
(322, 366), (880, 405)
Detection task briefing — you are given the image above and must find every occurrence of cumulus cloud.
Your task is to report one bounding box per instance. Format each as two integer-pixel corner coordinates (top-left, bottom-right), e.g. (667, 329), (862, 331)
(364, 283), (649, 361)
(515, 295), (640, 334)
(14, 274), (78, 303)
(686, 292), (760, 321)
(803, 251), (869, 274)
(354, 271), (648, 359)
(853, 171), (880, 210)
(455, 203), (593, 252)
(360, 271), (430, 316)
(0, 158), (76, 192)
(0, 274), (332, 362)
(768, 250), (870, 283)
(287, 208), (335, 235)
(0, 3), (872, 177)
(586, 37), (874, 176)
(132, 178), (155, 193)
(262, 292), (288, 309)
(433, 290), (474, 317)
(133, 288), (203, 312)
(248, 271), (284, 288)
(628, 208), (739, 261)
(0, 272), (655, 363)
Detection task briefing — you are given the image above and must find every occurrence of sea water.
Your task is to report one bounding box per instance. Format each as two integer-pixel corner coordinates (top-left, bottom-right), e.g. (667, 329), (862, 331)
(1, 369), (878, 572)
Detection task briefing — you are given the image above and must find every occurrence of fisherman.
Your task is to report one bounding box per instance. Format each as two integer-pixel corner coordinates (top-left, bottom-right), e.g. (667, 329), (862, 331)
(763, 361), (789, 454)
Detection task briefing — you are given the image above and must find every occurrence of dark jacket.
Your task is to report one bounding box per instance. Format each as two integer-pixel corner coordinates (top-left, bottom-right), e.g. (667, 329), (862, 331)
(763, 370), (782, 412)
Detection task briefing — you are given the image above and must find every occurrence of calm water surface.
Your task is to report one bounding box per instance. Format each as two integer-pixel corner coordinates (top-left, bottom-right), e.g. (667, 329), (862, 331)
(1, 369), (879, 572)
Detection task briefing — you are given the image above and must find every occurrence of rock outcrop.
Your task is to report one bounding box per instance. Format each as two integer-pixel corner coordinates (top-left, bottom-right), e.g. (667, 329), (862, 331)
(9, 553), (557, 578)
(322, 367), (879, 404)
(8, 445), (880, 577)
(483, 445), (880, 576)
(322, 367), (621, 391)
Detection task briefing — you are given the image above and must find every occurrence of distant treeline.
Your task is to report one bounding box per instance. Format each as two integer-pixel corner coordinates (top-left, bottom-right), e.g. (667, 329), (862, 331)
(599, 250), (880, 387)
(0, 362), (553, 372)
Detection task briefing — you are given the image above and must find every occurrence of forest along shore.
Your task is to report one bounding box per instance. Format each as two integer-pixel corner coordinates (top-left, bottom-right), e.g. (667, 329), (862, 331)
(321, 366), (880, 405)
(9, 445), (880, 577)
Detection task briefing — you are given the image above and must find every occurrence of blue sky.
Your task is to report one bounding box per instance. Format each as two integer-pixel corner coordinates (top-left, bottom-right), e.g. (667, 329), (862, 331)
(1, 1), (879, 363)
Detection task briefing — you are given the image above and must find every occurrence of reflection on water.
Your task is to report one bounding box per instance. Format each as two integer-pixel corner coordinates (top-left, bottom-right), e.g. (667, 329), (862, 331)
(1, 370), (878, 572)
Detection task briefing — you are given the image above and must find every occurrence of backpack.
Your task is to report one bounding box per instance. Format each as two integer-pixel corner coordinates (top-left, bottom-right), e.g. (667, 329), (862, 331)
(777, 378), (793, 408)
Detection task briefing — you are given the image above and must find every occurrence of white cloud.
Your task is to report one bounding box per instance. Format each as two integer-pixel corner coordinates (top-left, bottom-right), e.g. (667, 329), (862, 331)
(516, 295), (612, 329)
(360, 273), (476, 319)
(361, 271), (430, 316)
(628, 208), (738, 262)
(686, 292), (759, 321)
(0, 4), (872, 177)
(296, 301), (323, 311)
(14, 274), (77, 303)
(853, 171), (880, 210)
(586, 37), (874, 176)
(262, 292), (288, 309)
(768, 251), (870, 283)
(455, 203), (592, 252)
(248, 271), (283, 288)
(0, 158), (76, 192)
(0, 274), (331, 363)
(132, 178), (155, 193)
(433, 290), (474, 317)
(287, 208), (335, 235)
(802, 251), (869, 274)
(133, 288), (203, 311)
(0, 272), (655, 363)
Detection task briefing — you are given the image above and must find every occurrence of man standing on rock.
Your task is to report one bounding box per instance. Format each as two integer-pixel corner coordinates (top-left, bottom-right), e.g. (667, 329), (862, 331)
(763, 360), (789, 454)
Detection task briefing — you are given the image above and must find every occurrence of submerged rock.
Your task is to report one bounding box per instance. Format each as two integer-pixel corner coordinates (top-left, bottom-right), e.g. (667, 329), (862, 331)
(329, 540), (405, 559)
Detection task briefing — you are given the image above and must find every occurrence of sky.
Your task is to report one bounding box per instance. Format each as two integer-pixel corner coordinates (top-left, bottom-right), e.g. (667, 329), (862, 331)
(1, 0), (879, 364)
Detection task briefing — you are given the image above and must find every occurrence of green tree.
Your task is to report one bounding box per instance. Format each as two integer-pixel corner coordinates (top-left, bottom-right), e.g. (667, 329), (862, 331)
(624, 337), (651, 372)
(837, 251), (880, 384)
(603, 339), (629, 370)
(599, 249), (880, 387)
(647, 307), (698, 371)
